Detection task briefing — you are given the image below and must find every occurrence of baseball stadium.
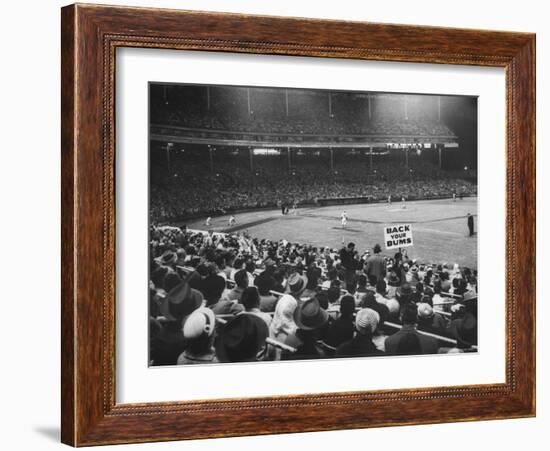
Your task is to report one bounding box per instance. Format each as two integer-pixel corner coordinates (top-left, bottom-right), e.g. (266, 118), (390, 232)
(148, 83), (479, 365)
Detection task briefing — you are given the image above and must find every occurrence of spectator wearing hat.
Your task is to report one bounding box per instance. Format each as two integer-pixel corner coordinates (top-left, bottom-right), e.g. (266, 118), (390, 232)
(282, 298), (329, 360)
(156, 250), (178, 269)
(396, 282), (415, 306)
(385, 297), (401, 323)
(177, 307), (218, 364)
(206, 274), (245, 316)
(336, 308), (384, 358)
(160, 280), (204, 322)
(324, 295), (356, 348)
(152, 281), (204, 365)
(216, 314), (269, 363)
(386, 271), (400, 298)
(439, 312), (477, 353)
(364, 244), (386, 284)
(385, 303), (439, 355)
(451, 291), (478, 320)
(417, 302), (448, 336)
(240, 286), (272, 327)
(286, 272), (308, 301)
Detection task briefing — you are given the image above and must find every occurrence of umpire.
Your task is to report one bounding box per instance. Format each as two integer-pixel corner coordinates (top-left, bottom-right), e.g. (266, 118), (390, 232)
(467, 213), (474, 236)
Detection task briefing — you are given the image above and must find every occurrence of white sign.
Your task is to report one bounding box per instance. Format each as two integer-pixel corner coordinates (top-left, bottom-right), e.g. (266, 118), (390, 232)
(384, 224), (414, 249)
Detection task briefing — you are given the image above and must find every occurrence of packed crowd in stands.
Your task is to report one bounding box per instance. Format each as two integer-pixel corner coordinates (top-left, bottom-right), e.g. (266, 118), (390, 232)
(155, 109), (455, 138)
(150, 157), (477, 222)
(149, 227), (478, 365)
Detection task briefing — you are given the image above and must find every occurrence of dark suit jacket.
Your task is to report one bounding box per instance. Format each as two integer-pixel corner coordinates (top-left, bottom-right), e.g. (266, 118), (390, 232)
(324, 316), (355, 347)
(336, 334), (384, 358)
(365, 254), (387, 281)
(385, 325), (439, 355)
(339, 247), (357, 271)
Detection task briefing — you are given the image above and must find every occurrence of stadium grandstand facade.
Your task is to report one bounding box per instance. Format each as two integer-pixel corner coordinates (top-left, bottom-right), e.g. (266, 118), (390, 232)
(149, 84), (477, 223)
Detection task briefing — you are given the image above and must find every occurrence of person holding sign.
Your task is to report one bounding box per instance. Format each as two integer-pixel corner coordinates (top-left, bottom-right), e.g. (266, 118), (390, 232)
(364, 244), (386, 284)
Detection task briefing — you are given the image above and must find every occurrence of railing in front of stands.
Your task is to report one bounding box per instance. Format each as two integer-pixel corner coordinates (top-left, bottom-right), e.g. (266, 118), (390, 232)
(214, 312), (476, 353)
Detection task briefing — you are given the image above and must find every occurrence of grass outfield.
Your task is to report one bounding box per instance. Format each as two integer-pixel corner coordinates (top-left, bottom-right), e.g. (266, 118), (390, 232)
(185, 197), (478, 269)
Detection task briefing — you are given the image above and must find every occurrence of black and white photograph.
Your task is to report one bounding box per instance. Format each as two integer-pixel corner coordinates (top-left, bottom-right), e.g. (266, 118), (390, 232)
(148, 83), (479, 366)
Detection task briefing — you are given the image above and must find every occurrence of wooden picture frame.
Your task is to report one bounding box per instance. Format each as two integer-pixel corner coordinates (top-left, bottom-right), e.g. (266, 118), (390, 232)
(61, 3), (536, 446)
